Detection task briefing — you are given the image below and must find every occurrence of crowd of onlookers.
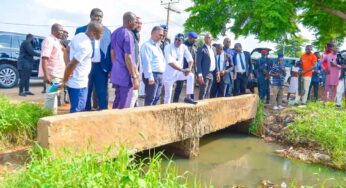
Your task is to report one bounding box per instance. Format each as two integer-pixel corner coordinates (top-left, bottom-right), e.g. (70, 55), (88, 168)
(16, 8), (346, 113)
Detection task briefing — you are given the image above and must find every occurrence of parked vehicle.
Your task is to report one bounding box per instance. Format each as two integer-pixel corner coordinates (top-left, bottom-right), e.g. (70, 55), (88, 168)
(0, 31), (44, 88)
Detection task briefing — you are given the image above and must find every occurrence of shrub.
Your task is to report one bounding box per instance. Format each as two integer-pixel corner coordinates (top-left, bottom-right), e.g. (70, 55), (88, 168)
(0, 96), (52, 149)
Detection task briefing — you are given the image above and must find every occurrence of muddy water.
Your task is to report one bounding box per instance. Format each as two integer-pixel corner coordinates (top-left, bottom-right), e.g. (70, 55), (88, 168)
(170, 132), (346, 187)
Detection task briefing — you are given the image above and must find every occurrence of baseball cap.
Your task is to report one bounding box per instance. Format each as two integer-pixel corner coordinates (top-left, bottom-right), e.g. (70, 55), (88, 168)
(278, 52), (284, 58)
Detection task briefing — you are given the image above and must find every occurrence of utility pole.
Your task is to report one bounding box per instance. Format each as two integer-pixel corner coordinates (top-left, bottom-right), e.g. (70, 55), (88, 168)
(161, 0), (181, 36)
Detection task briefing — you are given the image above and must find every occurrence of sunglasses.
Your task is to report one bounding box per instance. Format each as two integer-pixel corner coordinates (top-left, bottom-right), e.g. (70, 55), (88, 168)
(175, 38), (183, 42)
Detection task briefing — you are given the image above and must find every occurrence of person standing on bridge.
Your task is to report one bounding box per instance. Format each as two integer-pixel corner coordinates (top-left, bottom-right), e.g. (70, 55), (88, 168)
(140, 26), (166, 106)
(110, 12), (140, 109)
(75, 8), (112, 111)
(163, 33), (197, 104)
(196, 33), (216, 100)
(61, 21), (104, 113)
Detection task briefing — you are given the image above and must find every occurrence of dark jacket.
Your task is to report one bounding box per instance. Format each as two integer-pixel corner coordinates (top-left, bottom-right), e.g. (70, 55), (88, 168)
(196, 44), (218, 79)
(75, 25), (112, 73)
(17, 40), (40, 70)
(233, 51), (253, 76)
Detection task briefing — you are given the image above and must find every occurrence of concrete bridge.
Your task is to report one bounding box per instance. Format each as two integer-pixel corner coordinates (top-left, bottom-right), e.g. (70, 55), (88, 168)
(37, 94), (258, 158)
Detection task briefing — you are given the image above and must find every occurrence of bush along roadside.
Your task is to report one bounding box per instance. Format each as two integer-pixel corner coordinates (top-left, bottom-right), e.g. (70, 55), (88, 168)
(1, 145), (206, 188)
(260, 102), (346, 171)
(0, 96), (52, 150)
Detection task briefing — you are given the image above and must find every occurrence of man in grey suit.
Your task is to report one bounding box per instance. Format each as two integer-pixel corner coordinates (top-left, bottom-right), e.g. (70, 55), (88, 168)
(232, 43), (253, 95)
(210, 44), (235, 98)
(196, 33), (217, 100)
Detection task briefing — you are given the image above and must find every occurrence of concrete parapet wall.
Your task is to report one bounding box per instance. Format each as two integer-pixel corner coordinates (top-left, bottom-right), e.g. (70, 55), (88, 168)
(37, 94), (258, 157)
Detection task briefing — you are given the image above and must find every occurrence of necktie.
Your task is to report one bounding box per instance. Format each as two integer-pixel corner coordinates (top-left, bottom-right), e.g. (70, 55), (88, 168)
(91, 40), (95, 58)
(239, 53), (245, 70)
(217, 55), (221, 71)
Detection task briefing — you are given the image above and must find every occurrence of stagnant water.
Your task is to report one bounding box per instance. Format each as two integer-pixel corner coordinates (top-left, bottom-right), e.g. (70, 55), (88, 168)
(169, 132), (346, 187)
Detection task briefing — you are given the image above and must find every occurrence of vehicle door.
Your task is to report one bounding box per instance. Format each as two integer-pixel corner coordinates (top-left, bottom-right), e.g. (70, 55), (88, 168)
(0, 33), (13, 61)
(11, 34), (26, 60)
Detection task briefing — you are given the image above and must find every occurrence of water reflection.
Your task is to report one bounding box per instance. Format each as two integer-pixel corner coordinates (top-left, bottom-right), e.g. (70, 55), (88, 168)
(170, 132), (346, 187)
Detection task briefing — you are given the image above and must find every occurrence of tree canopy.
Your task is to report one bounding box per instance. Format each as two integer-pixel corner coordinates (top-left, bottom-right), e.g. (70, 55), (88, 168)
(184, 0), (346, 49)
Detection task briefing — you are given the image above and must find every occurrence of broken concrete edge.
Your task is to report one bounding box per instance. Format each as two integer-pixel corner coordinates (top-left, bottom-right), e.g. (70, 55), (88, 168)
(37, 94), (259, 158)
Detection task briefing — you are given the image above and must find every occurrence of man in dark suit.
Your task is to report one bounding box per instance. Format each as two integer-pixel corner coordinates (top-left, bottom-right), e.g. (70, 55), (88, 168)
(17, 34), (40, 96)
(75, 8), (111, 110)
(196, 33), (218, 100)
(232, 43), (253, 95)
(210, 44), (234, 98)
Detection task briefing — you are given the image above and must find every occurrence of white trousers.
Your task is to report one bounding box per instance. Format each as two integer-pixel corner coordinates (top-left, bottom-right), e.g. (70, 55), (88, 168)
(163, 72), (194, 104)
(130, 89), (139, 107)
(295, 77), (311, 104)
(336, 79), (345, 106)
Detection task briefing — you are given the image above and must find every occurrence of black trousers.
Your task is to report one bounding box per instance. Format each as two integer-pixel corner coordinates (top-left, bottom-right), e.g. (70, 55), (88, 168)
(173, 61), (194, 102)
(19, 69), (31, 93)
(233, 72), (248, 96)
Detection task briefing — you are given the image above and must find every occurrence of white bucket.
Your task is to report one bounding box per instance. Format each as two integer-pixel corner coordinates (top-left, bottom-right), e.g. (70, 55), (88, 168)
(44, 91), (59, 114)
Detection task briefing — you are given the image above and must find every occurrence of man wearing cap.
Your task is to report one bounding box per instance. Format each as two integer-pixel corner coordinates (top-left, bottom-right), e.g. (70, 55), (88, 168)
(163, 33), (197, 104)
(140, 26), (166, 106)
(159, 24), (171, 52)
(232, 43), (253, 96)
(255, 49), (272, 103)
(196, 33), (217, 100)
(173, 31), (198, 102)
(75, 8), (112, 111)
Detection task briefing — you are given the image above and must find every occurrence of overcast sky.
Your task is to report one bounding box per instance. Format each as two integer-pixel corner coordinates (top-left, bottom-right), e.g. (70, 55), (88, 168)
(0, 0), (345, 53)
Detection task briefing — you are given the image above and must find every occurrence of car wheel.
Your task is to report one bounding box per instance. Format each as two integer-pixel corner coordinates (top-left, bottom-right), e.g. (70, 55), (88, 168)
(0, 64), (19, 88)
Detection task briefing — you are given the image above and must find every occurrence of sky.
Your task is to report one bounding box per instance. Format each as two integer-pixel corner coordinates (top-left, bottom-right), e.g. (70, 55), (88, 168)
(0, 0), (345, 54)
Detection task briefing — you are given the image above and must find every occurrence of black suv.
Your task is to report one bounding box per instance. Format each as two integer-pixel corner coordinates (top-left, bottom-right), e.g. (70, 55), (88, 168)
(0, 31), (44, 88)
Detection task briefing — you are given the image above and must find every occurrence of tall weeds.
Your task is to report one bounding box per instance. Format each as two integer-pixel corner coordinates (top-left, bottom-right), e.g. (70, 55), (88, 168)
(1, 146), (199, 188)
(0, 96), (52, 149)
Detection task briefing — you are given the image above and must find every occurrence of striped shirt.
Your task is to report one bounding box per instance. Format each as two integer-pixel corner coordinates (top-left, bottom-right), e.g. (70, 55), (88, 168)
(270, 63), (286, 86)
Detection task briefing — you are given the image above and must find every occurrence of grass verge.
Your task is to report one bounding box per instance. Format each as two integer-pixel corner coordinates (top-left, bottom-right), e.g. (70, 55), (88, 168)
(285, 102), (346, 169)
(1, 146), (205, 188)
(0, 96), (52, 150)
(249, 100), (264, 136)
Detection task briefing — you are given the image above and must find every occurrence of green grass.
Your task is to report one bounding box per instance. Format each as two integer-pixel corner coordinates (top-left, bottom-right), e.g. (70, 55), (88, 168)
(285, 102), (346, 169)
(1, 146), (204, 188)
(249, 100), (264, 136)
(0, 96), (52, 149)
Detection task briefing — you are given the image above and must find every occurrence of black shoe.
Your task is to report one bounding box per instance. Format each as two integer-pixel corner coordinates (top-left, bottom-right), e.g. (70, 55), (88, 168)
(184, 98), (198, 104)
(41, 90), (46, 94)
(25, 91), (35, 95)
(19, 92), (26, 97)
(336, 105), (341, 108)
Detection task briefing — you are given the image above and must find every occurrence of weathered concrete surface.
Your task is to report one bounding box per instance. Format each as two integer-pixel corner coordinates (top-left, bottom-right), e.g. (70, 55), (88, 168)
(37, 94), (258, 156)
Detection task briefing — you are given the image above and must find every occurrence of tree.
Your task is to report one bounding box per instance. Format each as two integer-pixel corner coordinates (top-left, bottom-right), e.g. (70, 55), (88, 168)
(184, 0), (346, 50)
(275, 35), (309, 57)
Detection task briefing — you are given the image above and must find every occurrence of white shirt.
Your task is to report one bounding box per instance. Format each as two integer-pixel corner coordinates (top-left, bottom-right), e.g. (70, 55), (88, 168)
(216, 53), (226, 71)
(66, 33), (93, 88)
(236, 52), (246, 73)
(207, 45), (216, 72)
(91, 40), (101, 62)
(140, 39), (166, 80)
(163, 43), (193, 81)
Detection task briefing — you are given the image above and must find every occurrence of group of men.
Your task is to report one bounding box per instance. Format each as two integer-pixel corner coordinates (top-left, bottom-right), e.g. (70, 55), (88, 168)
(18, 9), (269, 113)
(254, 43), (346, 109)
